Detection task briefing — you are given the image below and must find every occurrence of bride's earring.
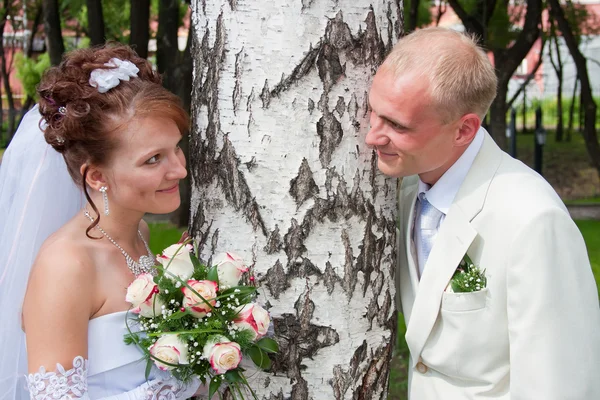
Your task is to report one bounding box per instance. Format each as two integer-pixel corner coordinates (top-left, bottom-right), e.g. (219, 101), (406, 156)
(99, 186), (109, 216)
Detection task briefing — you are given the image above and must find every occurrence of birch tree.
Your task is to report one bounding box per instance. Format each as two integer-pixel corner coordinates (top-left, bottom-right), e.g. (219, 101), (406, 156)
(189, 1), (402, 398)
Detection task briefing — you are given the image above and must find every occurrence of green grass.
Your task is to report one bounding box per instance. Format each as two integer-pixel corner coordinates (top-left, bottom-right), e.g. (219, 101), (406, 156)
(514, 130), (600, 200)
(147, 219), (600, 400)
(147, 222), (185, 255)
(576, 220), (600, 299)
(565, 197), (600, 205)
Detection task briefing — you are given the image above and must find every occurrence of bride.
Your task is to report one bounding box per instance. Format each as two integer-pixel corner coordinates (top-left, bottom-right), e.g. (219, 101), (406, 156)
(0, 44), (203, 399)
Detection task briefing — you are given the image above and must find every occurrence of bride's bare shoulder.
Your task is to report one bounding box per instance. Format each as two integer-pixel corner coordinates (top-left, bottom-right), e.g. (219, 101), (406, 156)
(25, 219), (98, 309)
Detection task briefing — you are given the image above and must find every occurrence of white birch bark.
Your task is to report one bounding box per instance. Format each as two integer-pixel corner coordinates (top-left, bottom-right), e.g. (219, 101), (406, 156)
(189, 1), (402, 398)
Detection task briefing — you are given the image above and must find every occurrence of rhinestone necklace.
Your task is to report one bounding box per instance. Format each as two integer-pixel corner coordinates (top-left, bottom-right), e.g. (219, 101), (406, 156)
(84, 210), (156, 276)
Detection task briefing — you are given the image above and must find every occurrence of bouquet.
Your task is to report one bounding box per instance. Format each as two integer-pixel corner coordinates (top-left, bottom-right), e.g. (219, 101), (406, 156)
(124, 238), (278, 399)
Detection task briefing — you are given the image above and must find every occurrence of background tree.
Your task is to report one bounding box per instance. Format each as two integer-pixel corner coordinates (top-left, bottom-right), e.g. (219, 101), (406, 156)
(130, 0), (150, 58)
(0, 0), (19, 143)
(447, 0), (542, 149)
(547, 19), (564, 142)
(548, 0), (600, 179)
(189, 0), (401, 398)
(86, 0), (105, 45)
(43, 0), (64, 65)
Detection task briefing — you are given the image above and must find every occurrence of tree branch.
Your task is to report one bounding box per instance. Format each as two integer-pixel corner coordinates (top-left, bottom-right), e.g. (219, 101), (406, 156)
(507, 36), (546, 109)
(447, 0), (484, 37)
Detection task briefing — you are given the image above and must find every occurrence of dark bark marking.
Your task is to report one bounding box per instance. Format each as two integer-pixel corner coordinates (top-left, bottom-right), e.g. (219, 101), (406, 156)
(290, 158), (320, 207)
(317, 108), (344, 168)
(323, 261), (338, 295)
(283, 218), (308, 262)
(244, 156), (257, 172)
(228, 0), (237, 11)
(341, 229), (357, 296)
(264, 225), (283, 254)
(270, 287), (340, 398)
(308, 98), (315, 114)
(217, 137), (268, 237)
(265, 260), (290, 299)
(362, 90), (369, 118)
(335, 96), (346, 118)
(232, 47), (244, 115)
(260, 79), (271, 109)
(355, 333), (394, 400)
(369, 151), (379, 201)
(317, 43), (345, 90)
(301, 0), (314, 11)
(271, 44), (320, 99)
(347, 93), (359, 119)
(246, 86), (255, 112)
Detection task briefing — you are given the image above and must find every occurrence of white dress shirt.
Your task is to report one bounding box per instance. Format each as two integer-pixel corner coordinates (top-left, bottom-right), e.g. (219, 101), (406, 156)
(414, 127), (485, 276)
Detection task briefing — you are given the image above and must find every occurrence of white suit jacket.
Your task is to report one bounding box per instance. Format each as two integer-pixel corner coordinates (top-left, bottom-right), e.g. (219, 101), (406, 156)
(397, 131), (600, 399)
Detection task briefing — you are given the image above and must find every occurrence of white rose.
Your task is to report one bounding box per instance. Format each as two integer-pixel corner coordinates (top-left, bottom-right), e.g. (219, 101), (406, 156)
(182, 280), (218, 318)
(126, 273), (164, 318)
(203, 335), (242, 374)
(234, 303), (271, 340)
(213, 252), (248, 289)
(157, 243), (195, 281)
(149, 334), (189, 371)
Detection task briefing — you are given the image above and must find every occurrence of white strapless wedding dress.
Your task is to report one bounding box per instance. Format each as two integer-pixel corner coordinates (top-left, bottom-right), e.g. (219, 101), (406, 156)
(24, 311), (201, 399)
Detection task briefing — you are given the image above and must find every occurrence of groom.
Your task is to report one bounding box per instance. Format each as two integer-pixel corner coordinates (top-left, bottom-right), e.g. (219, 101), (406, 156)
(366, 27), (600, 398)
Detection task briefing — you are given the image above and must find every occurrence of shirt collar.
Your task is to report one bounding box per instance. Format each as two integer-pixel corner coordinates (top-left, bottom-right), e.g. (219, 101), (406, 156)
(418, 127), (485, 215)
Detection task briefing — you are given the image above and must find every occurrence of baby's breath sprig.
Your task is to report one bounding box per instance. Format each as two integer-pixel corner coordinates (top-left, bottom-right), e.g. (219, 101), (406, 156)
(449, 254), (487, 293)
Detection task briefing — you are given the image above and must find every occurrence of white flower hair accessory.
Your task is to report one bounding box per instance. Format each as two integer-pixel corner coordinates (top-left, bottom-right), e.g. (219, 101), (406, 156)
(89, 58), (139, 93)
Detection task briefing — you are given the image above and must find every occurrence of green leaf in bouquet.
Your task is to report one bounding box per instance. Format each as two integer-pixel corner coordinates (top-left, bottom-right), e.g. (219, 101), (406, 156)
(145, 358), (153, 381)
(169, 310), (189, 320)
(207, 266), (219, 283)
(190, 252), (202, 270)
(247, 345), (272, 370)
(256, 337), (279, 354)
(209, 375), (221, 400)
(219, 286), (257, 298)
(225, 369), (244, 383)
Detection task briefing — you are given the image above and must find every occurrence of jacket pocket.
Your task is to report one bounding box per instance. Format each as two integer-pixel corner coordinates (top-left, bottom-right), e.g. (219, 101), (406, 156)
(441, 288), (488, 312)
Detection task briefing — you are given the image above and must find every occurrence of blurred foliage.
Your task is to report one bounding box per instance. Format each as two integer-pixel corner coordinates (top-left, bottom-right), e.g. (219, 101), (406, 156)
(14, 52), (51, 99)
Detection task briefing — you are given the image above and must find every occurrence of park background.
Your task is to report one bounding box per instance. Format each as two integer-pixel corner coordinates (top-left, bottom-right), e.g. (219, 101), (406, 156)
(0, 1), (598, 399)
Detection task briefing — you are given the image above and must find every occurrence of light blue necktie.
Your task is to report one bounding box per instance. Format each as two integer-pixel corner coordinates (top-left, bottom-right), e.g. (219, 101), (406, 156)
(416, 193), (443, 273)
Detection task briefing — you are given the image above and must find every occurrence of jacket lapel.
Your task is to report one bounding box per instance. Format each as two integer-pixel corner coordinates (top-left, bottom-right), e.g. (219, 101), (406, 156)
(404, 131), (504, 368)
(397, 176), (419, 323)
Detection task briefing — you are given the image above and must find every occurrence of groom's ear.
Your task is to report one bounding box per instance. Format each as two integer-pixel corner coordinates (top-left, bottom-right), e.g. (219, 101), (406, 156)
(454, 113), (481, 147)
(80, 163), (107, 191)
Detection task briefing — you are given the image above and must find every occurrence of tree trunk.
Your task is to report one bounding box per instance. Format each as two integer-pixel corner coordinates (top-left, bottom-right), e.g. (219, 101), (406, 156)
(157, 0), (179, 90)
(0, 1), (16, 143)
(130, 0), (150, 58)
(189, 1), (401, 398)
(548, 0), (600, 177)
(86, 0), (105, 46)
(408, 0), (419, 32)
(567, 76), (578, 142)
(548, 21), (564, 142)
(43, 0), (64, 66)
(448, 0), (542, 149)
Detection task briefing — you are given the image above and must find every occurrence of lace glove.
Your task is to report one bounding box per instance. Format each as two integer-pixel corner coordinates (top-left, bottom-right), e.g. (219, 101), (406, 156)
(26, 356), (89, 400)
(26, 356), (202, 400)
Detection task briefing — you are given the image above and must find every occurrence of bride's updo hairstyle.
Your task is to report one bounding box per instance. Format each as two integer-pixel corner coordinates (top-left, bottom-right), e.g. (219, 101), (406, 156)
(37, 43), (188, 235)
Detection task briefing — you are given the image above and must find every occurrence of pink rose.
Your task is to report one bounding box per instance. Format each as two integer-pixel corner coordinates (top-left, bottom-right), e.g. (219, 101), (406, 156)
(157, 243), (195, 281)
(213, 252), (249, 289)
(149, 334), (189, 371)
(125, 273), (163, 318)
(203, 335), (242, 374)
(234, 303), (271, 340)
(181, 280), (218, 318)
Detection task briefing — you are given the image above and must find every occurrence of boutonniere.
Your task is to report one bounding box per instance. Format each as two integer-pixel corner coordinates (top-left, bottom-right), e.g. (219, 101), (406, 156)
(446, 254), (487, 293)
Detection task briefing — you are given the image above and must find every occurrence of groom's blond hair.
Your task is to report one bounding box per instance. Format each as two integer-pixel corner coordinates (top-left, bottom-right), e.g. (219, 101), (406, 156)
(381, 27), (497, 123)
